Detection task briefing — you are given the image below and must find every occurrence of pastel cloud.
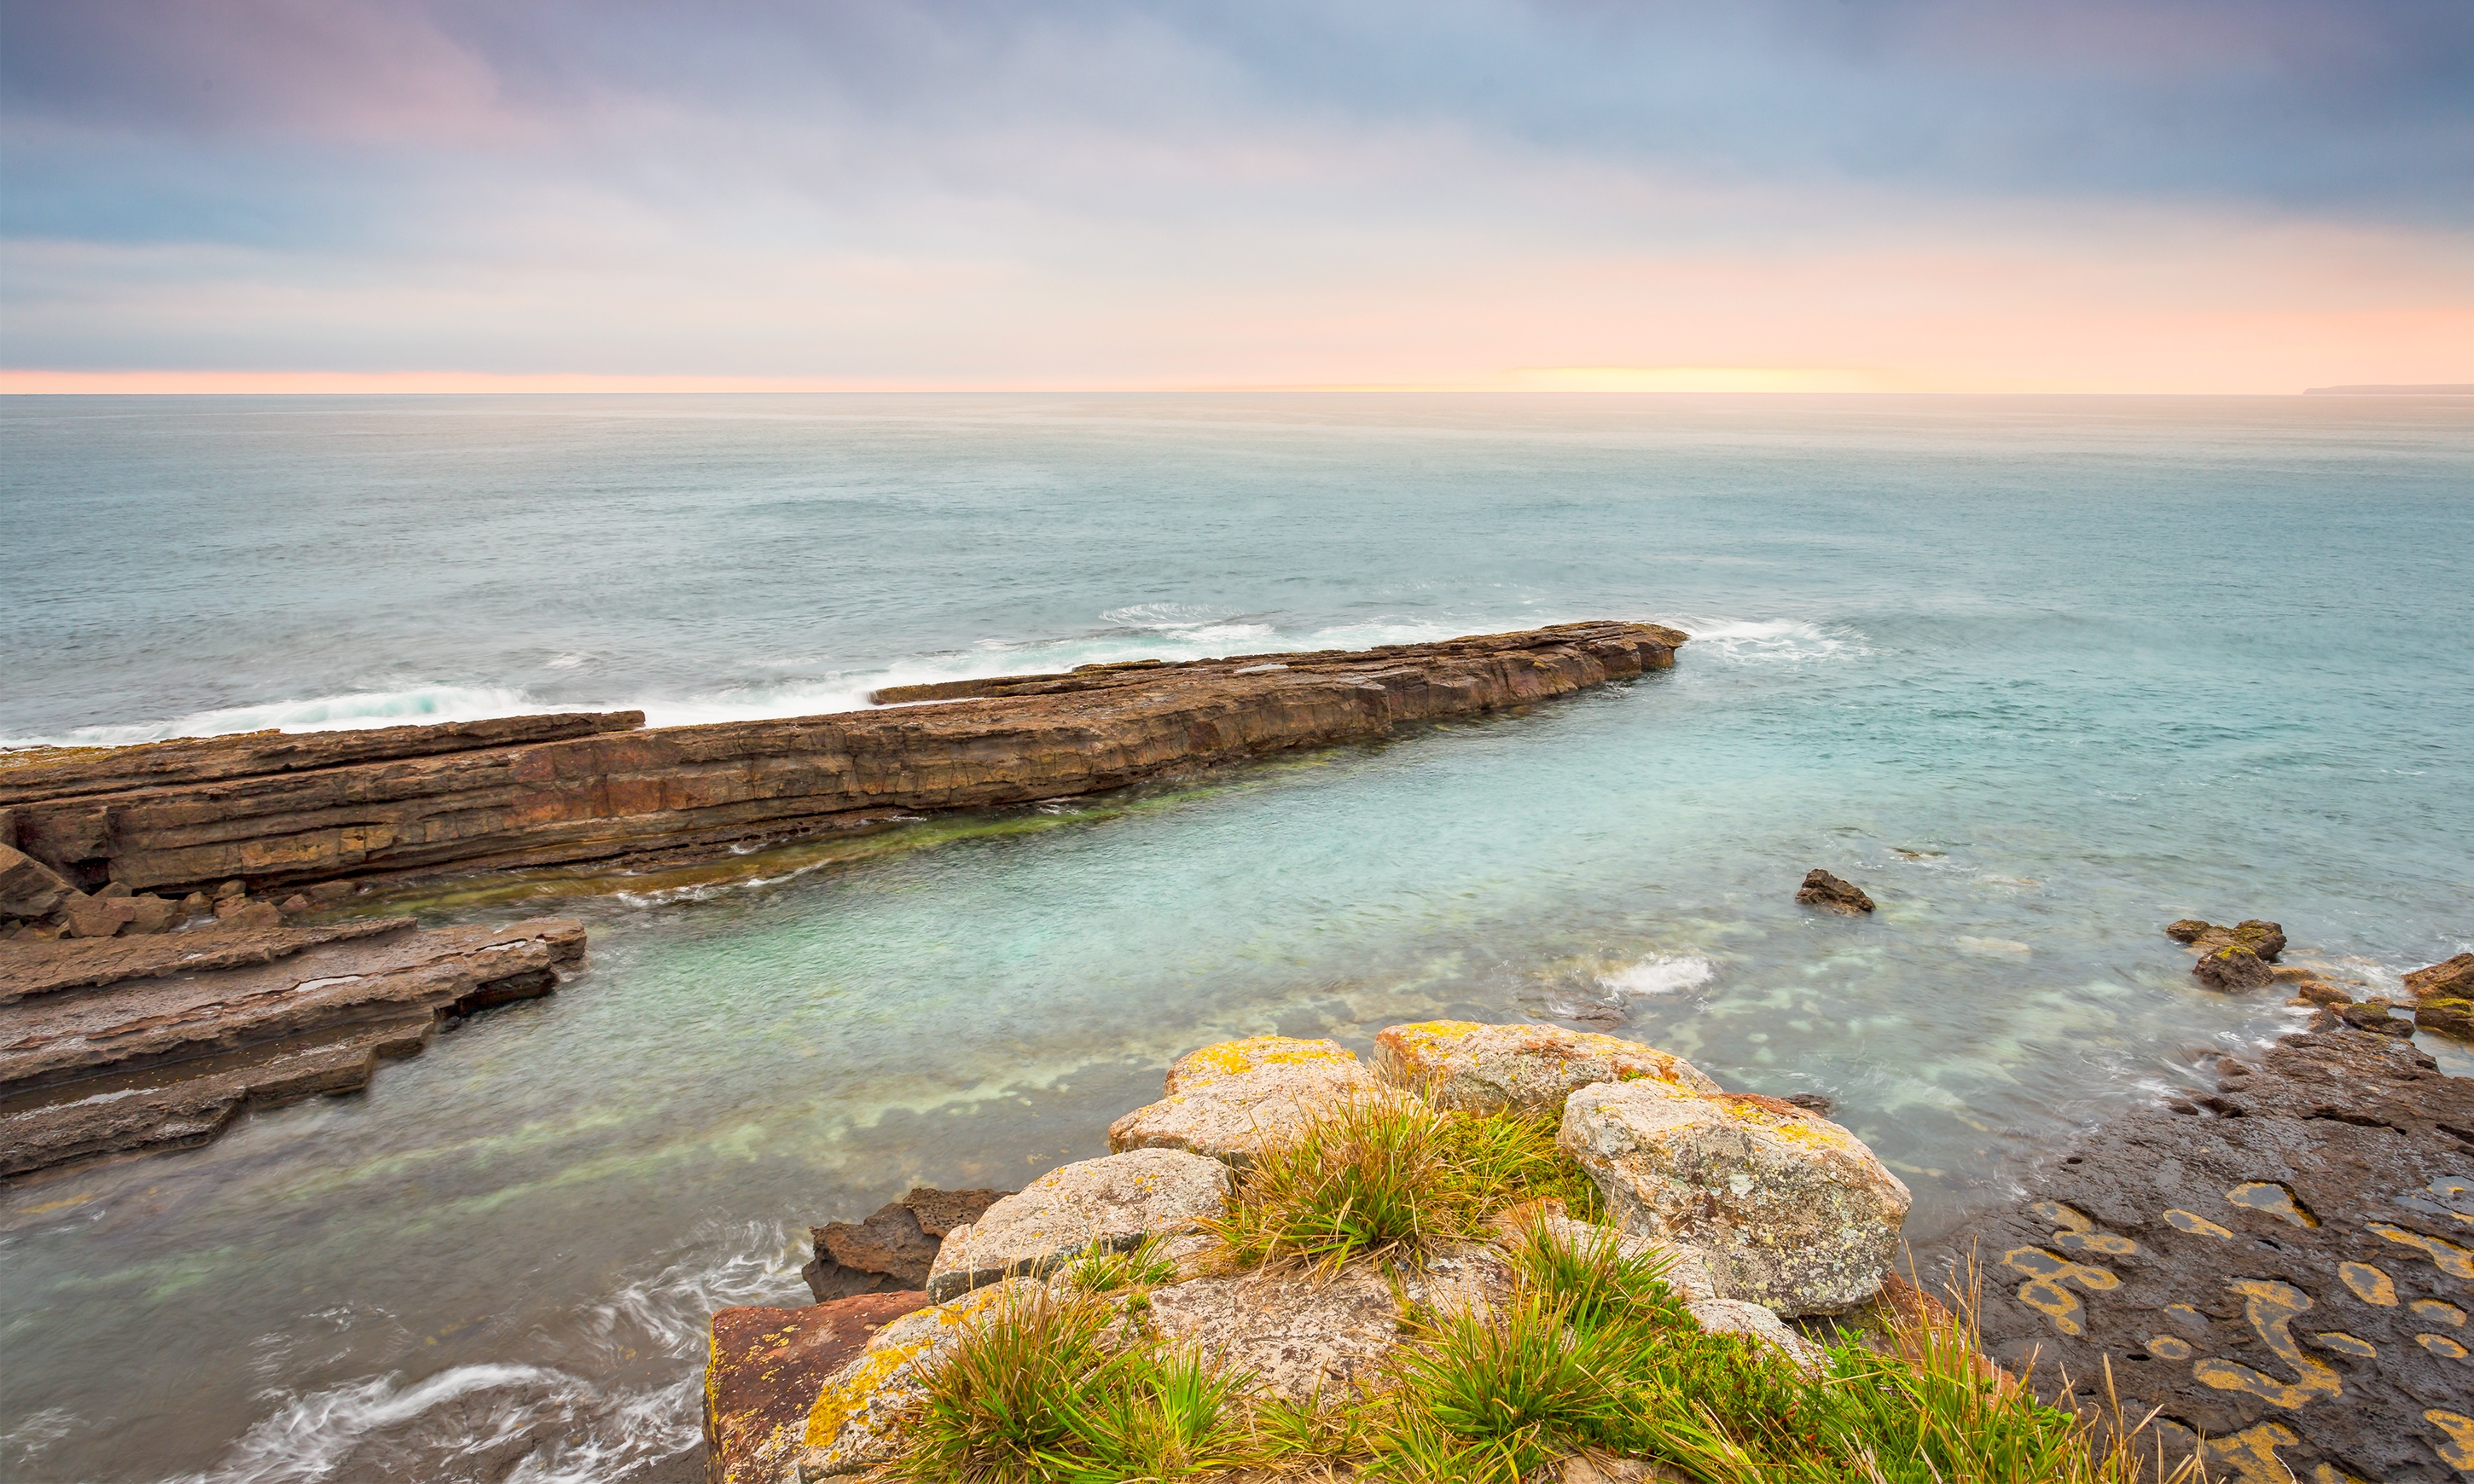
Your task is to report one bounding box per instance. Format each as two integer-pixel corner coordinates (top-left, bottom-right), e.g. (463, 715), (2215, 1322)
(3, 1), (2468, 391)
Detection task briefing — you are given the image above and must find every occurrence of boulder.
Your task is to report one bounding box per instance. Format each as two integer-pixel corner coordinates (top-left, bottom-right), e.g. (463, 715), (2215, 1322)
(796, 1278), (1046, 1477)
(307, 880), (355, 902)
(213, 901), (282, 930)
(123, 895), (177, 936)
(1559, 1085), (1911, 1315)
(802, 1189), (1011, 1301)
(62, 896), (137, 938)
(898, 1185), (1008, 1238)
(2405, 953), (2474, 1002)
(2312, 1000), (2417, 1039)
(1684, 1298), (1827, 1376)
(1108, 1035), (1380, 1167)
(2166, 918), (2285, 962)
(702, 1290), (930, 1484)
(2287, 981), (2352, 1008)
(2417, 999), (2474, 1041)
(1795, 869), (1874, 914)
(279, 894), (312, 914)
(1373, 1021), (1721, 1116)
(923, 1148), (1228, 1301)
(2192, 944), (2273, 992)
(0, 845), (76, 920)
(177, 890), (212, 917)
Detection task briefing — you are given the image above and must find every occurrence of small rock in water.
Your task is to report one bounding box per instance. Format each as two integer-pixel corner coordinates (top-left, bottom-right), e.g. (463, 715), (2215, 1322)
(2192, 943), (2274, 992)
(2164, 917), (2285, 962)
(2405, 952), (2474, 1002)
(2288, 981), (2352, 1007)
(214, 901), (282, 930)
(2417, 998), (2474, 1041)
(1783, 1092), (1835, 1116)
(1795, 868), (1874, 914)
(2311, 1000), (2415, 1038)
(821, 1203), (939, 1287)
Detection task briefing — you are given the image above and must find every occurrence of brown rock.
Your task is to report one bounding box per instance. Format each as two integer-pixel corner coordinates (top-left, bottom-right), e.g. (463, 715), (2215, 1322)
(177, 890), (212, 917)
(215, 901), (283, 930)
(0, 916), (584, 1177)
(2192, 944), (2274, 991)
(2168, 918), (2286, 962)
(2163, 919), (2212, 943)
(2405, 953), (2474, 1003)
(94, 880), (131, 900)
(2309, 1000), (2415, 1039)
(821, 1203), (939, 1286)
(306, 880), (354, 902)
(2414, 998), (2474, 1041)
(212, 893), (253, 919)
(899, 1186), (1008, 1238)
(279, 895), (311, 914)
(2289, 981), (2353, 1007)
(213, 879), (246, 899)
(0, 844), (76, 919)
(702, 1290), (930, 1484)
(0, 623), (1687, 896)
(62, 896), (137, 938)
(1795, 868), (1874, 914)
(122, 895), (177, 936)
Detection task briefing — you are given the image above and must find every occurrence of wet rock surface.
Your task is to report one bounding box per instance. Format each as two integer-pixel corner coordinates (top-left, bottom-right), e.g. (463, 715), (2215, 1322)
(1794, 868), (1874, 914)
(2407, 953), (2474, 1004)
(0, 622), (1685, 897)
(702, 1290), (930, 1484)
(1957, 1029), (2474, 1482)
(0, 917), (584, 1179)
(801, 1188), (1009, 1301)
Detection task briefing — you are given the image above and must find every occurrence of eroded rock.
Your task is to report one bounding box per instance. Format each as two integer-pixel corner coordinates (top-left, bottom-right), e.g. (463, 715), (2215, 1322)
(0, 845), (75, 920)
(2405, 953), (2474, 1002)
(1108, 1035), (1379, 1167)
(1795, 869), (1874, 914)
(2415, 998), (2474, 1041)
(702, 1290), (929, 1484)
(1560, 1085), (1911, 1315)
(794, 1278), (1045, 1477)
(2167, 918), (2286, 962)
(2312, 1000), (2416, 1038)
(924, 1148), (1228, 1301)
(1373, 1020), (1720, 1116)
(2192, 943), (2274, 992)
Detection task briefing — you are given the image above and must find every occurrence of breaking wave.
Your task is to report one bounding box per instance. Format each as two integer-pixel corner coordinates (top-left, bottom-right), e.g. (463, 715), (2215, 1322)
(2, 687), (553, 750)
(1665, 617), (1870, 665)
(1599, 954), (1717, 997)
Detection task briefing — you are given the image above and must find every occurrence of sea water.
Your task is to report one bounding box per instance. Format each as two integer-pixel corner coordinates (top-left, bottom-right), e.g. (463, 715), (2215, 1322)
(1, 393), (2468, 1481)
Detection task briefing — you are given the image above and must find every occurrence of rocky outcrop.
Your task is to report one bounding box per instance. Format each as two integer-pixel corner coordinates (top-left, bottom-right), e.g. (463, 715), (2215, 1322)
(2417, 998), (2474, 1041)
(1372, 1021), (1720, 1115)
(923, 1148), (1228, 1301)
(1559, 1084), (1912, 1315)
(1108, 1035), (1380, 1166)
(703, 1290), (931, 1484)
(2406, 953), (2474, 1003)
(1794, 869), (1874, 914)
(0, 916), (584, 1179)
(1960, 1029), (2474, 1483)
(801, 1187), (1010, 1301)
(0, 622), (1685, 898)
(796, 1277), (1048, 1476)
(2310, 999), (2417, 1038)
(2165, 918), (2291, 993)
(2192, 943), (2276, 992)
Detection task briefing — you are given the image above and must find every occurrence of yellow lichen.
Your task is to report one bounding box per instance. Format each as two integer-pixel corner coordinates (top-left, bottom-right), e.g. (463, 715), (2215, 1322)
(1178, 1035), (1359, 1082)
(801, 1339), (927, 1447)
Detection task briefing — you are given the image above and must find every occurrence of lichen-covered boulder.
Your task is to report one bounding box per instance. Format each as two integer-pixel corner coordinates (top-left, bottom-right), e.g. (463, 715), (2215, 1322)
(924, 1148), (1228, 1301)
(2313, 999), (2418, 1038)
(2406, 953), (2474, 1002)
(1107, 1035), (1379, 1167)
(1373, 1021), (1721, 1116)
(794, 1278), (1042, 1477)
(1559, 1086), (1910, 1315)
(2166, 918), (2286, 962)
(2191, 943), (2274, 991)
(702, 1290), (928, 1484)
(2417, 998), (2474, 1041)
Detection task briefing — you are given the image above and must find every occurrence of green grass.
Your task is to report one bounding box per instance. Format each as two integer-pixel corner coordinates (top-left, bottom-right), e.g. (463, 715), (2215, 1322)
(889, 1093), (2200, 1484)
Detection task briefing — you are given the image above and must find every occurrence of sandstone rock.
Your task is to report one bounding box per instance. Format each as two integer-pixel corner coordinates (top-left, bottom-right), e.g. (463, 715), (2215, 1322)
(307, 880), (355, 902)
(1685, 1298), (1827, 1375)
(216, 901), (283, 930)
(279, 894), (311, 914)
(214, 879), (245, 899)
(702, 1290), (929, 1484)
(212, 893), (252, 919)
(822, 1203), (940, 1286)
(2290, 980), (2353, 1007)
(2405, 953), (2474, 1002)
(177, 890), (211, 917)
(63, 896), (137, 938)
(2169, 918), (2286, 962)
(0, 845), (75, 919)
(1795, 868), (1874, 914)
(0, 623), (1685, 896)
(2311, 1000), (2416, 1039)
(1, 917), (584, 1178)
(1108, 1035), (1380, 1166)
(1560, 1085), (1911, 1315)
(95, 880), (131, 900)
(899, 1185), (1008, 1237)
(924, 1148), (1228, 1301)
(2416, 998), (2474, 1041)
(795, 1278), (1046, 1477)
(1373, 1021), (1721, 1116)
(2163, 919), (2213, 943)
(2192, 943), (2274, 991)
(1960, 1030), (2474, 1482)
(123, 895), (177, 935)
(1782, 1092), (1834, 1115)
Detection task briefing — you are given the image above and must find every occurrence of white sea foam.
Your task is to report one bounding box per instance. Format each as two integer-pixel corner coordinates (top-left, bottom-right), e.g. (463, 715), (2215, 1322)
(1599, 954), (1716, 997)
(1663, 617), (1870, 665)
(2, 686), (554, 749)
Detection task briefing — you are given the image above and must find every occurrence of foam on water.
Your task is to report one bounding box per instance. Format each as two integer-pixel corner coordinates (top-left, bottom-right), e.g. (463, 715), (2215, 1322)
(1599, 954), (1718, 998)
(1, 686), (552, 749)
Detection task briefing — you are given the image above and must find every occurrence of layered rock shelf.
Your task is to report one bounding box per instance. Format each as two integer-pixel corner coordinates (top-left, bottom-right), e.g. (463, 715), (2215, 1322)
(0, 621), (1683, 900)
(0, 915), (585, 1179)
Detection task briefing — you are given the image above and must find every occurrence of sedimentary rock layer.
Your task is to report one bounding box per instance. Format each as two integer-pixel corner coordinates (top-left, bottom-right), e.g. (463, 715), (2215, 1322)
(0, 916), (585, 1179)
(0, 621), (1682, 896)
(1960, 1029), (2474, 1482)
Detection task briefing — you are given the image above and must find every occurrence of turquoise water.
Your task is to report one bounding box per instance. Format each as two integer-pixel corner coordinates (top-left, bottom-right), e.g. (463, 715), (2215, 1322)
(2, 394), (2469, 1481)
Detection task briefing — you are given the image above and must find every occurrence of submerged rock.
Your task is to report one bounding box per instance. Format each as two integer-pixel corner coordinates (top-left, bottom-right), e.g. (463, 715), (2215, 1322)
(702, 1290), (929, 1484)
(1959, 1029), (2474, 1482)
(2406, 953), (2474, 1003)
(923, 1148), (1228, 1302)
(1559, 1086), (1911, 1315)
(1107, 1034), (1379, 1167)
(1373, 1020), (1720, 1116)
(1795, 869), (1875, 914)
(2312, 999), (2417, 1038)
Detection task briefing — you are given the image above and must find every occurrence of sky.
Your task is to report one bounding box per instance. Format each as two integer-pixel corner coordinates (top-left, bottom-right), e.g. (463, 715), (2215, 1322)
(2, 0), (2470, 393)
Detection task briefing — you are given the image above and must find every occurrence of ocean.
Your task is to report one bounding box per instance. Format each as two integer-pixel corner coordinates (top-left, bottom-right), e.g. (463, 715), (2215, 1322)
(3, 392), (2469, 1481)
